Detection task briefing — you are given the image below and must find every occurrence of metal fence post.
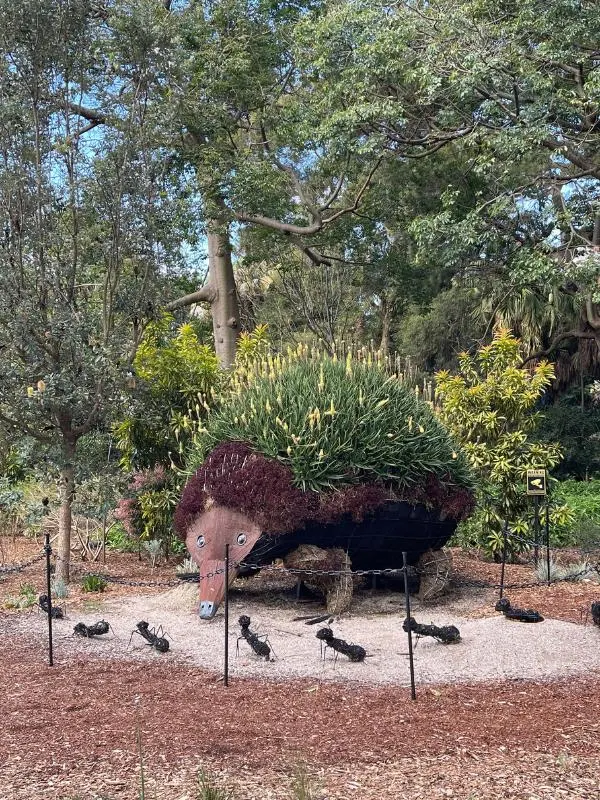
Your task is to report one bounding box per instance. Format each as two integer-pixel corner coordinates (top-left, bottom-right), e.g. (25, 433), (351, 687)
(402, 551), (417, 701)
(44, 532), (54, 667)
(499, 521), (508, 601)
(224, 543), (230, 687)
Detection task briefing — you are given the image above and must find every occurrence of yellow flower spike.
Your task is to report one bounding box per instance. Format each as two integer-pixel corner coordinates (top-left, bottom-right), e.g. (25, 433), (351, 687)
(359, 389), (364, 406)
(287, 446), (292, 456)
(265, 399), (272, 413)
(418, 424), (424, 433)
(276, 393), (283, 405)
(318, 449), (325, 460)
(318, 365), (325, 392)
(276, 416), (284, 427)
(329, 399), (336, 416)
(27, 386), (34, 397)
(345, 352), (352, 377)
(375, 397), (390, 409)
(37, 380), (46, 392)
(407, 416), (413, 432)
(292, 435), (301, 444)
(387, 433), (394, 438)
(452, 451), (458, 459)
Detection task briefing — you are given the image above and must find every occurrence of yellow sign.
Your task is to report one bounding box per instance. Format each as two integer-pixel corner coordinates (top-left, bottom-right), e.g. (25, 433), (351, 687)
(526, 469), (547, 496)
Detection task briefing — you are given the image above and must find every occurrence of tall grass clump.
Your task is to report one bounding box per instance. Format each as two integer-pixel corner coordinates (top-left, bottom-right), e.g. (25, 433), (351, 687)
(191, 350), (474, 496)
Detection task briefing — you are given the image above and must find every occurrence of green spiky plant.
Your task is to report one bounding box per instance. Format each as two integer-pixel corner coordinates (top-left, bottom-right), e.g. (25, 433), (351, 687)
(188, 348), (474, 504)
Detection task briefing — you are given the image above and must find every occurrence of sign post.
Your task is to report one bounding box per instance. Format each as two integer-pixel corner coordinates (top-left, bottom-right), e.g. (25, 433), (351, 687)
(526, 469), (547, 497)
(526, 470), (547, 566)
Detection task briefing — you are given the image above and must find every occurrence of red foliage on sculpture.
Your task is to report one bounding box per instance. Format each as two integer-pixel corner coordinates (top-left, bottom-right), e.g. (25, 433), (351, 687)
(174, 441), (475, 540)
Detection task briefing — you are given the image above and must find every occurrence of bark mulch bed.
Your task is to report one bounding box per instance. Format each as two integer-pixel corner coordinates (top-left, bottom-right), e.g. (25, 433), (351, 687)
(1, 636), (599, 800)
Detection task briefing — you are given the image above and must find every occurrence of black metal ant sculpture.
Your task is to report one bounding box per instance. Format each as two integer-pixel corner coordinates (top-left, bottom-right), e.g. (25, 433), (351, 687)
(402, 616), (461, 644)
(237, 615), (274, 661)
(495, 597), (544, 623)
(73, 620), (110, 637)
(316, 627), (366, 663)
(591, 601), (600, 627)
(129, 620), (170, 653)
(38, 594), (64, 619)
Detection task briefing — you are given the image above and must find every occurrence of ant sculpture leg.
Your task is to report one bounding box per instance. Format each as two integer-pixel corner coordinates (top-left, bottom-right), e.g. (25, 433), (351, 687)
(256, 633), (276, 660)
(154, 624), (172, 643)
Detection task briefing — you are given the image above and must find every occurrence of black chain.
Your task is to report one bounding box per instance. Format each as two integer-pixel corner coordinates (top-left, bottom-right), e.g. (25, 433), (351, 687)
(67, 548), (600, 591)
(0, 550), (46, 576)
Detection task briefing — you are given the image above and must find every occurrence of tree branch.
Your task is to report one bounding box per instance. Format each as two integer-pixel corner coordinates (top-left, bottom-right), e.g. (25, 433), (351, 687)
(519, 330), (598, 366)
(165, 284), (216, 311)
(0, 410), (52, 444)
(235, 157), (383, 236)
(67, 102), (107, 124)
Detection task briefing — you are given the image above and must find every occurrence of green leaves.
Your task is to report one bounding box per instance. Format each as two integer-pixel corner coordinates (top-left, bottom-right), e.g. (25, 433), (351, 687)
(437, 328), (566, 554)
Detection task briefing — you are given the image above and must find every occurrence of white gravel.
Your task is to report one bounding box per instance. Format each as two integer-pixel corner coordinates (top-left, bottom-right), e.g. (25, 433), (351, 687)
(6, 582), (600, 686)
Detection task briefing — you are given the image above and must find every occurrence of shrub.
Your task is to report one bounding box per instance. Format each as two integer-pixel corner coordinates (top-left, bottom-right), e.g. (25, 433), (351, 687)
(114, 467), (180, 557)
(436, 329), (564, 558)
(80, 575), (107, 593)
(554, 479), (600, 549)
(3, 583), (37, 610)
(51, 577), (69, 599)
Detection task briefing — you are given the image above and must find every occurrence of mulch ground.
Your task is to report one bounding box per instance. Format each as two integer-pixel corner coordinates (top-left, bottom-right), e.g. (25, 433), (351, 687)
(1, 537), (600, 799)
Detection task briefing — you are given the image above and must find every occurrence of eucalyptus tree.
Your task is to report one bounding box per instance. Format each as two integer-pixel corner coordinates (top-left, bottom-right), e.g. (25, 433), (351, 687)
(0, 0), (199, 579)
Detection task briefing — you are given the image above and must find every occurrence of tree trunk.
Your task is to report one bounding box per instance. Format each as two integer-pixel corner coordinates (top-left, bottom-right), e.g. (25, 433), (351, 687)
(56, 440), (76, 583)
(379, 294), (392, 356)
(207, 225), (239, 367)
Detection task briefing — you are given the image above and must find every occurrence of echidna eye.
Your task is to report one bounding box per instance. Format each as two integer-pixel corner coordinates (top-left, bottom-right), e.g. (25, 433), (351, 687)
(196, 534), (205, 548)
(236, 533), (247, 545)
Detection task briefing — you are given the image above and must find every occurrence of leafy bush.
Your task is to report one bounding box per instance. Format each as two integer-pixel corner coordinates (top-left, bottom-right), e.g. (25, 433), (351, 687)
(51, 577), (69, 599)
(436, 329), (564, 558)
(114, 466), (180, 557)
(535, 392), (600, 479)
(105, 521), (139, 553)
(3, 583), (37, 610)
(114, 314), (221, 473)
(80, 575), (107, 593)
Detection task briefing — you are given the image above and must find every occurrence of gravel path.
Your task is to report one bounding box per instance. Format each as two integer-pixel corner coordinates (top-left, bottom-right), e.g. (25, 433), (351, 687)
(5, 582), (600, 685)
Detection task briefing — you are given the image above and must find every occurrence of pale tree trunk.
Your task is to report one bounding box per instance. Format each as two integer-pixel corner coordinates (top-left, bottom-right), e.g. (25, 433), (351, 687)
(56, 439), (76, 583)
(207, 226), (239, 367)
(165, 220), (240, 367)
(379, 293), (392, 356)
